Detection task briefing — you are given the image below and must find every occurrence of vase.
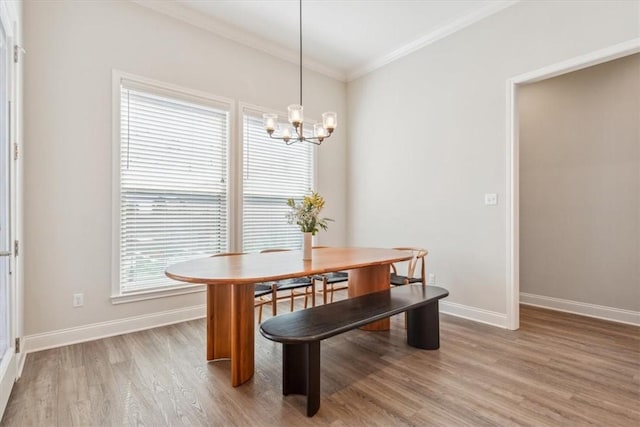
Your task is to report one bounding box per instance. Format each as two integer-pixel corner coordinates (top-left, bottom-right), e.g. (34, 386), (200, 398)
(303, 232), (312, 260)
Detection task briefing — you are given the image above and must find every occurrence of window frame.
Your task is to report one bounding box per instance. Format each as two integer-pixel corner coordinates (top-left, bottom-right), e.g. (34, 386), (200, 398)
(111, 70), (234, 304)
(235, 102), (318, 252)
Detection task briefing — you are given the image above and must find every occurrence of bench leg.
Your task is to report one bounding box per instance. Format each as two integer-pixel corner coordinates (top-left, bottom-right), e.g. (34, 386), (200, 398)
(406, 301), (440, 350)
(282, 341), (321, 417)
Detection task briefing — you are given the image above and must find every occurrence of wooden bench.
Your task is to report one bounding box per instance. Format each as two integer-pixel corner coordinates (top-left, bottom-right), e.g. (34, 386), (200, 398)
(259, 284), (449, 416)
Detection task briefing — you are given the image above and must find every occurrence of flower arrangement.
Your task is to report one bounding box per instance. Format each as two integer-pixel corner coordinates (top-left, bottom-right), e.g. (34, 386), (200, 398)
(286, 191), (333, 235)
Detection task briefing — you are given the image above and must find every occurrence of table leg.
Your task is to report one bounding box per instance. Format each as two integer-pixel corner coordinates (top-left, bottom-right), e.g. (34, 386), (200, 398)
(207, 284), (231, 360)
(231, 283), (255, 387)
(348, 264), (390, 331)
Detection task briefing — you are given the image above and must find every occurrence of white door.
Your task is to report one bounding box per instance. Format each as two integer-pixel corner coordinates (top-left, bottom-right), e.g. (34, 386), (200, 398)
(0, 6), (16, 416)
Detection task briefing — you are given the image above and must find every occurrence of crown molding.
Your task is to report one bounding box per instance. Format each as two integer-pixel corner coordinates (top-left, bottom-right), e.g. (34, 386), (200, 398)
(347, 0), (519, 81)
(131, 0), (519, 84)
(131, 0), (348, 82)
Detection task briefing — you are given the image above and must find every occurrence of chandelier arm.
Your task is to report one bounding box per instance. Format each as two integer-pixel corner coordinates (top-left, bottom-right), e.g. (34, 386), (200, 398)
(270, 128), (333, 144)
(268, 134), (289, 142)
(268, 132), (318, 145)
(304, 135), (329, 144)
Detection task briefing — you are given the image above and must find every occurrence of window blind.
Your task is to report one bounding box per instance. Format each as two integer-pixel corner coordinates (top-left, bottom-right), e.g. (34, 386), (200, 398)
(242, 112), (313, 252)
(119, 81), (229, 293)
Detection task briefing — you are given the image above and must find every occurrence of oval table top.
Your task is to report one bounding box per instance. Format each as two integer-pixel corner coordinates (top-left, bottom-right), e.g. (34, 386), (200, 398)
(165, 247), (412, 285)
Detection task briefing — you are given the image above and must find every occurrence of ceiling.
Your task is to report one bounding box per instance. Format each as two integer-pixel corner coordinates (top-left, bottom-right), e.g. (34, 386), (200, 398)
(135, 0), (517, 81)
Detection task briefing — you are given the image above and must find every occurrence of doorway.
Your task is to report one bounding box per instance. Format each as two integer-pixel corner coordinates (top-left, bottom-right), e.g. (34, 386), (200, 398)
(506, 38), (640, 330)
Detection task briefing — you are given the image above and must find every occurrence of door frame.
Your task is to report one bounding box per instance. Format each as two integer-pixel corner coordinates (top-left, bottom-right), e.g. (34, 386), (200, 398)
(505, 37), (640, 330)
(0, 0), (20, 417)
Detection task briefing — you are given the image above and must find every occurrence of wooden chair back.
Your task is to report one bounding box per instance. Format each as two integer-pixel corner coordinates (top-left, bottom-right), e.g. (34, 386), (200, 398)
(391, 247), (428, 283)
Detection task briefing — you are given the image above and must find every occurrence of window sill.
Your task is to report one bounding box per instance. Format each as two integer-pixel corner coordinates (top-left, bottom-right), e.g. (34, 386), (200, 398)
(111, 284), (206, 305)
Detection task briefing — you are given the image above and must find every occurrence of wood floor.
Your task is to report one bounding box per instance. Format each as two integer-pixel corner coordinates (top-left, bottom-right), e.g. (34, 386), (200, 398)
(2, 303), (639, 426)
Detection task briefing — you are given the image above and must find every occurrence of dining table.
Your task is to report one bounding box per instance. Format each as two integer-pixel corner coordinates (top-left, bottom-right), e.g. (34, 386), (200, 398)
(165, 247), (412, 387)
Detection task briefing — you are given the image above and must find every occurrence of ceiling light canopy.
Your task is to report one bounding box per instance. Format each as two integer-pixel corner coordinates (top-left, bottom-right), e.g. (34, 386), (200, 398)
(263, 0), (337, 145)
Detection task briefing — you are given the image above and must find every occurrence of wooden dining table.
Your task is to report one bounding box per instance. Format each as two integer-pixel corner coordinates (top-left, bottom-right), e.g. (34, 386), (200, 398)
(165, 247), (412, 387)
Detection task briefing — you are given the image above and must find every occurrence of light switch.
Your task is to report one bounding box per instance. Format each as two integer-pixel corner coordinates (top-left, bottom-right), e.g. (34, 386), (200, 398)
(485, 193), (498, 206)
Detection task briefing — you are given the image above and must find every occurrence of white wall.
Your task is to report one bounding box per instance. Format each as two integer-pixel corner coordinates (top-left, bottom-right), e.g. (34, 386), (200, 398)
(23, 0), (346, 336)
(346, 0), (640, 324)
(519, 54), (640, 312)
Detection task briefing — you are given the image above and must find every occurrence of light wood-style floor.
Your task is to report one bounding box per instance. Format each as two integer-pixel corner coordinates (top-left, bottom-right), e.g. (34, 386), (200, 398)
(2, 302), (639, 426)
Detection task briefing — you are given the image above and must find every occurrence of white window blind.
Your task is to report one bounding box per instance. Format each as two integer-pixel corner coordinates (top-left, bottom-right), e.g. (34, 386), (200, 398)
(118, 80), (229, 293)
(242, 111), (313, 252)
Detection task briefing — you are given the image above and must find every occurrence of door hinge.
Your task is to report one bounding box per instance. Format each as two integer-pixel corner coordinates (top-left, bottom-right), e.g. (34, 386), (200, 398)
(15, 338), (20, 353)
(13, 45), (24, 64)
(14, 240), (19, 257)
(13, 142), (18, 161)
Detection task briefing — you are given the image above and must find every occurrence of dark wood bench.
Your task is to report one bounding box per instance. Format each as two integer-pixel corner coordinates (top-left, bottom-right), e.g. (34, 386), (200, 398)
(259, 284), (449, 416)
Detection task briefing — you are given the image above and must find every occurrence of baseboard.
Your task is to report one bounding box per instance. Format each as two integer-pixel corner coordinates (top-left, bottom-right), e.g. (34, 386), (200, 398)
(22, 304), (206, 354)
(440, 300), (508, 329)
(520, 293), (640, 326)
(18, 293), (637, 359)
(16, 352), (26, 379)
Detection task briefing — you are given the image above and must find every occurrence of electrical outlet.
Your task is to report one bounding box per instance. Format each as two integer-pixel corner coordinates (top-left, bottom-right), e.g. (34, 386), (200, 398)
(428, 273), (436, 285)
(73, 293), (84, 307)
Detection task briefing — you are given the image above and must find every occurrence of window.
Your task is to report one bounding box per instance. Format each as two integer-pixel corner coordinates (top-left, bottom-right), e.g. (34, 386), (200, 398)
(115, 75), (230, 296)
(241, 109), (314, 252)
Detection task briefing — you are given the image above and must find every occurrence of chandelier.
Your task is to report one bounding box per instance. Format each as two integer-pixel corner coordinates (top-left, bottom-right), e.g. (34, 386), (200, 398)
(262, 0), (337, 145)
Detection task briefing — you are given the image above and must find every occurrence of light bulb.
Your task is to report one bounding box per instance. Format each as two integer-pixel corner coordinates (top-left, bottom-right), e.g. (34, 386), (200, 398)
(313, 123), (327, 139)
(263, 113), (278, 133)
(322, 112), (337, 132)
(288, 104), (303, 125)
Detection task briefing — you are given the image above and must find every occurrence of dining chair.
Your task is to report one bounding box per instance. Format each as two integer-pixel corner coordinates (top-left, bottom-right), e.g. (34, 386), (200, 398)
(389, 247), (428, 286)
(260, 249), (316, 312)
(211, 252), (276, 323)
(389, 247), (428, 328)
(312, 246), (349, 304)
